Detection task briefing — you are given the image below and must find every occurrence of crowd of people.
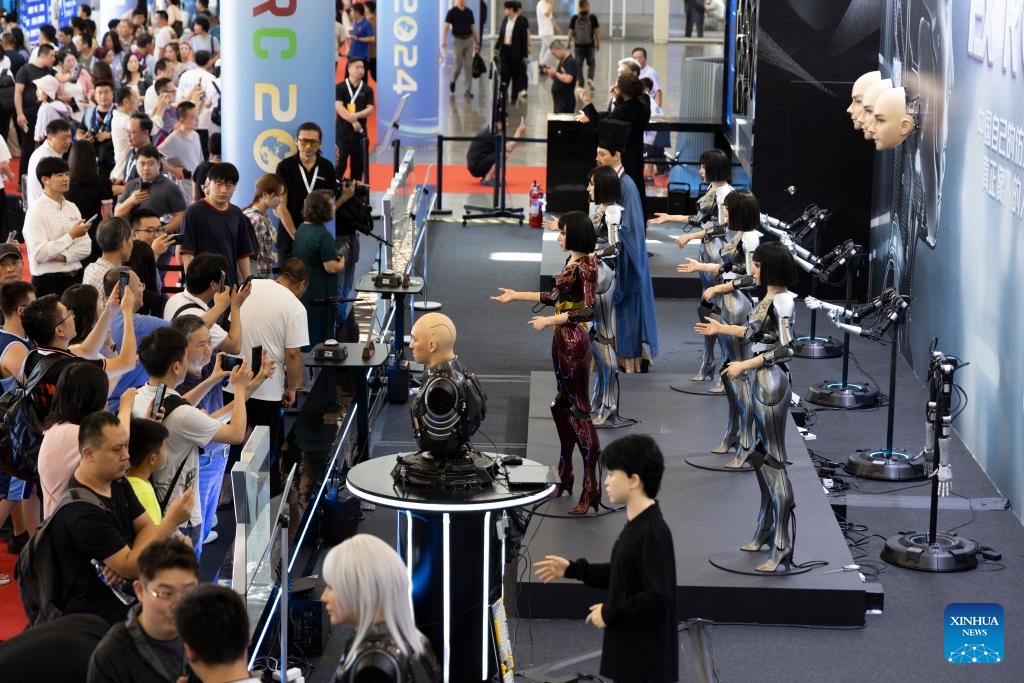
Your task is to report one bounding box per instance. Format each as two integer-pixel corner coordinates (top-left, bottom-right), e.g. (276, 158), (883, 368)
(0, 2), (698, 681)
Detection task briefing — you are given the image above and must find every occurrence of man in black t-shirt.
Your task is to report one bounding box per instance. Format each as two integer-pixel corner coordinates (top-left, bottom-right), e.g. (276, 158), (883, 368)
(466, 120), (526, 186)
(334, 58), (375, 183)
(178, 163), (254, 287)
(48, 412), (195, 625)
(567, 0), (600, 87)
(13, 44), (56, 162)
(544, 40), (578, 115)
(274, 121), (339, 259)
(441, 0), (480, 97)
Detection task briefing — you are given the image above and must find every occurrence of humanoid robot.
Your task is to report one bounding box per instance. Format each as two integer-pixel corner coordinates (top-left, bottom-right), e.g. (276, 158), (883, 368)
(680, 190), (762, 467)
(590, 202), (625, 426)
(393, 313), (495, 489)
(696, 241), (799, 572)
(652, 148), (734, 391)
(857, 78), (893, 141)
(867, 87), (918, 151)
(846, 70), (881, 131)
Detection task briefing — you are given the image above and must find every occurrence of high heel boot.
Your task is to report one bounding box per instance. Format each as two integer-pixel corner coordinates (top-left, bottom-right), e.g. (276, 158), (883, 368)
(756, 456), (796, 572)
(691, 335), (716, 381)
(741, 444), (774, 550)
(550, 402), (577, 497)
(568, 413), (601, 515)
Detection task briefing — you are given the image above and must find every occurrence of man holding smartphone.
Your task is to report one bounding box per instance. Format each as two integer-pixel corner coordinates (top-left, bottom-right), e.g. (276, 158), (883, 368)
(133, 328), (257, 554)
(114, 145), (187, 235)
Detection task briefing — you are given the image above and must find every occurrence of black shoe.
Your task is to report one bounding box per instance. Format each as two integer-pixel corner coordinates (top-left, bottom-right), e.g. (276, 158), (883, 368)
(449, 81), (455, 93)
(7, 531), (28, 555)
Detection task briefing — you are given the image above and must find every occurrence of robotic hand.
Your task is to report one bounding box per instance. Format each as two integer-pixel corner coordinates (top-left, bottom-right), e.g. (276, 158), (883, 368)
(934, 461), (953, 497)
(816, 240), (861, 280)
(804, 296), (855, 320)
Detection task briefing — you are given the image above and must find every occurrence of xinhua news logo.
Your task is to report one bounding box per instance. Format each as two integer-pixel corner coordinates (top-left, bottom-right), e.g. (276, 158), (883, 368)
(944, 603), (1003, 663)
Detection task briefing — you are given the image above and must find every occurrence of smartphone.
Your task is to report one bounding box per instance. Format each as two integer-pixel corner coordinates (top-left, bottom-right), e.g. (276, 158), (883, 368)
(220, 356), (243, 371)
(183, 469), (197, 490)
(119, 271), (130, 296)
(140, 181), (152, 191)
(218, 270), (226, 290)
(85, 213), (99, 224)
(251, 345), (263, 375)
(152, 382), (167, 419)
(168, 233), (184, 244)
(241, 274), (257, 290)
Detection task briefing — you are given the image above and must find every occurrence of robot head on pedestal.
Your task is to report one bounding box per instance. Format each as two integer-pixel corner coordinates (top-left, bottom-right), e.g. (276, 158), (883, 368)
(409, 313), (456, 368)
(858, 79), (893, 140)
(867, 87), (918, 151)
(847, 71), (881, 130)
(595, 119), (629, 168)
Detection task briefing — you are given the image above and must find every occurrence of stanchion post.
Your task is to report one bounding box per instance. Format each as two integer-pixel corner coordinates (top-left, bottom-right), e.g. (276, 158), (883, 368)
(436, 134), (445, 212)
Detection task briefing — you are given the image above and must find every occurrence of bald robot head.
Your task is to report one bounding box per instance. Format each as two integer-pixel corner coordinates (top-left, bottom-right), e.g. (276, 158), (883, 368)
(410, 313), (457, 367)
(868, 87), (916, 150)
(847, 70), (881, 130)
(858, 78), (893, 140)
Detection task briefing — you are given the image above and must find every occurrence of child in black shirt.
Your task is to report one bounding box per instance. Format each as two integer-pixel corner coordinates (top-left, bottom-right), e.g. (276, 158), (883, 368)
(534, 434), (678, 682)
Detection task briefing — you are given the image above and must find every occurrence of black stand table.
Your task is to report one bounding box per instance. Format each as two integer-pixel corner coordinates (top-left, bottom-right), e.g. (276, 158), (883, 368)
(346, 453), (555, 682)
(305, 342), (388, 464)
(356, 275), (424, 403)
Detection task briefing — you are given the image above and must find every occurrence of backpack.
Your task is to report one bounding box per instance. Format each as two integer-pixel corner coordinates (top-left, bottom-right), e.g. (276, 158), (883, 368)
(573, 14), (595, 46)
(0, 353), (70, 482)
(0, 62), (14, 113)
(210, 80), (222, 127)
(16, 486), (107, 627)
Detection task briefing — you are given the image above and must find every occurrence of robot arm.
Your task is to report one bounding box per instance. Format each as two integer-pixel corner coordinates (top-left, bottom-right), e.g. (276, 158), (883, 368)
(741, 231), (761, 275)
(817, 240), (861, 280)
(604, 203), (622, 248)
(804, 296), (855, 319)
(762, 292), (796, 367)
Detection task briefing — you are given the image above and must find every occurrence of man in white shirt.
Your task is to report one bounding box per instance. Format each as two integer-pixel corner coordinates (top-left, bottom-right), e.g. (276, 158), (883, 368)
(24, 118), (73, 210)
(236, 257), (310, 465)
(163, 252), (246, 355)
(152, 10), (177, 53)
(174, 50), (219, 156)
(23, 157), (92, 296)
(82, 218), (132, 294)
(536, 0), (557, 71)
(632, 47), (662, 107)
(133, 327), (252, 551)
(109, 86), (140, 184)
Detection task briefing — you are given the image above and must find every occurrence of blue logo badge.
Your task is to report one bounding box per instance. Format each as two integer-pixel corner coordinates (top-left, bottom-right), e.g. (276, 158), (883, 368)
(945, 603), (1003, 663)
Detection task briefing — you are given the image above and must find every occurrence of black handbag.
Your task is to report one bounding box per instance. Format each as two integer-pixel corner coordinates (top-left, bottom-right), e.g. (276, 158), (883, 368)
(472, 52), (486, 79)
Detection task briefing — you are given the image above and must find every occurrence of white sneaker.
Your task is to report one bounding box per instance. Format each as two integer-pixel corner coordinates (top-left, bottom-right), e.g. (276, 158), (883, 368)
(210, 515), (218, 530)
(203, 530), (219, 545)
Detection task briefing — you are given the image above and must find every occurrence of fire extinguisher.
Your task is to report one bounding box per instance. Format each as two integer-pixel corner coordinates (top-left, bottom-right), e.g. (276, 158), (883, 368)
(529, 181), (544, 228)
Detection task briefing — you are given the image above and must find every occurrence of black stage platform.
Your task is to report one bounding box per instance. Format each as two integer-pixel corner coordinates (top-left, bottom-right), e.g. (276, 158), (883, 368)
(539, 225), (702, 298)
(517, 372), (880, 627)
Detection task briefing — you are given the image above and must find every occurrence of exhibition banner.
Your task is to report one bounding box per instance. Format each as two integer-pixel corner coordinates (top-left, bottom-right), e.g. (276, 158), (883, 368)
(871, 1), (1024, 518)
(220, 0), (336, 219)
(377, 0), (441, 146)
(20, 0), (49, 45)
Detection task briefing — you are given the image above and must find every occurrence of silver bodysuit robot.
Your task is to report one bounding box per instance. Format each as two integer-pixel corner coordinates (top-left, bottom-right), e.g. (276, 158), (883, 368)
(690, 191), (730, 390)
(590, 204), (623, 426)
(714, 229), (760, 466)
(740, 291), (798, 572)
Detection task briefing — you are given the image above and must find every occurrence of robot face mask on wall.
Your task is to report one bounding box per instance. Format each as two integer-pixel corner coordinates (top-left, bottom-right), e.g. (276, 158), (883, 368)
(847, 70), (882, 130)
(858, 78), (893, 140)
(868, 86), (917, 150)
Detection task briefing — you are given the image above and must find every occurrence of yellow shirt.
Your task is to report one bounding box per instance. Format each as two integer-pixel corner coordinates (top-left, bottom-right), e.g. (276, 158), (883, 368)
(128, 476), (162, 525)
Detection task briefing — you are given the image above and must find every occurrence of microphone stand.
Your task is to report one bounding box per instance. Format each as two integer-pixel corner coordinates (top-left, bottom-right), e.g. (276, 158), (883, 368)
(804, 255), (881, 409)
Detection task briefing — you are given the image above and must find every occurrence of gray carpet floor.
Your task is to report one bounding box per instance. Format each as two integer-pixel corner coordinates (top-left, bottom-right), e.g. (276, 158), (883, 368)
(306, 220), (1024, 683)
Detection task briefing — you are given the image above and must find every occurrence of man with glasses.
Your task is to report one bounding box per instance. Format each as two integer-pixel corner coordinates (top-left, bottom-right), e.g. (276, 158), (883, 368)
(88, 535), (199, 682)
(112, 113), (184, 195)
(23, 156), (92, 297)
(115, 145), (187, 235)
(274, 121), (339, 259)
(45, 413), (195, 626)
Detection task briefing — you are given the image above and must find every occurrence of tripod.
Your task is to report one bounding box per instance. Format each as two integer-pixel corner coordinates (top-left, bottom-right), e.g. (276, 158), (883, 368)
(463, 58), (525, 225)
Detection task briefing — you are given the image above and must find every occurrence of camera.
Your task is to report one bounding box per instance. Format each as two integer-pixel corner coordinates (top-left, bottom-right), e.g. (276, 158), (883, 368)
(337, 180), (373, 236)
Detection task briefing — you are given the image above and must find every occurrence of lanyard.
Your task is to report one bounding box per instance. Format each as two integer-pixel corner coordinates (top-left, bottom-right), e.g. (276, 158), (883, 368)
(299, 162), (320, 195)
(345, 79), (363, 105)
